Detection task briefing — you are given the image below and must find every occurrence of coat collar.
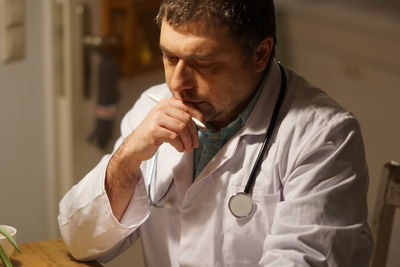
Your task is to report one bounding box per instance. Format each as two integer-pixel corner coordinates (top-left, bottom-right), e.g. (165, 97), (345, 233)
(239, 59), (283, 137)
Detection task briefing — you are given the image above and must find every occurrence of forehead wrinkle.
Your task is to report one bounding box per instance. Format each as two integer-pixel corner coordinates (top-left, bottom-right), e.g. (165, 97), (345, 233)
(160, 20), (241, 64)
(160, 34), (219, 61)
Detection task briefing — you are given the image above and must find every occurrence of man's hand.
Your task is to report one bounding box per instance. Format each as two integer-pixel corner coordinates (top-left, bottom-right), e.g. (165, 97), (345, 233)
(105, 98), (203, 220)
(127, 97), (201, 160)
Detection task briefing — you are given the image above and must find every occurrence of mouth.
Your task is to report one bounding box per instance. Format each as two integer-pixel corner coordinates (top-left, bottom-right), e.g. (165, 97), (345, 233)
(178, 98), (207, 109)
(172, 95), (209, 111)
(185, 100), (208, 110)
(180, 98), (203, 103)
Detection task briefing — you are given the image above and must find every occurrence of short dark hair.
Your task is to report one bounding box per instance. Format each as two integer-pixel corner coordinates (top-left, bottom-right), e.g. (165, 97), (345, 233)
(156, 0), (277, 57)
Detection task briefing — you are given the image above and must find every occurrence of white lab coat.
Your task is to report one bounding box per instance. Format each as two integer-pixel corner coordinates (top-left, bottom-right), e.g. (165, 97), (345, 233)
(58, 60), (372, 267)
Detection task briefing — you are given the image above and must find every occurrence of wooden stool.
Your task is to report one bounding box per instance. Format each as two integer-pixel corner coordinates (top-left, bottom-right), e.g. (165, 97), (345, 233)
(371, 161), (400, 267)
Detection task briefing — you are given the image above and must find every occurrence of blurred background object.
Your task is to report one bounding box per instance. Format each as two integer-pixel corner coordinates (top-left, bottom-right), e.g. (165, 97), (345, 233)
(0, 0), (399, 266)
(370, 161), (400, 267)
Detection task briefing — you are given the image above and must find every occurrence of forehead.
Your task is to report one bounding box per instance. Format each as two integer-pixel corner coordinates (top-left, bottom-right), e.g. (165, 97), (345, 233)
(160, 20), (241, 58)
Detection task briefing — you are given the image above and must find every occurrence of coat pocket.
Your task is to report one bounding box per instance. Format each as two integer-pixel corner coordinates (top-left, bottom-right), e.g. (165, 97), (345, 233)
(222, 189), (280, 266)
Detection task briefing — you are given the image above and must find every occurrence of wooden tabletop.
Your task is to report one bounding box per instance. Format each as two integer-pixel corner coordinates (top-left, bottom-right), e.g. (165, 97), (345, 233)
(10, 239), (103, 266)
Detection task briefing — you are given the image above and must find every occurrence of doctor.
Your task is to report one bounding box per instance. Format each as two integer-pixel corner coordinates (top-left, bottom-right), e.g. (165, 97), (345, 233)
(58, 0), (372, 266)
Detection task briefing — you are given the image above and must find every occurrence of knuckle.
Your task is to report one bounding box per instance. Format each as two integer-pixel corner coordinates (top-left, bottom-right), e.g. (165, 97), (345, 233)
(147, 123), (158, 134)
(169, 132), (178, 140)
(177, 122), (186, 132)
(152, 104), (161, 112)
(150, 137), (162, 147)
(183, 113), (191, 123)
(152, 112), (162, 122)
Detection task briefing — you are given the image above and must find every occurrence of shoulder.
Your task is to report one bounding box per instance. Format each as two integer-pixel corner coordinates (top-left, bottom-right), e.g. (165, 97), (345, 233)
(276, 68), (364, 164)
(273, 68), (367, 184)
(120, 83), (170, 137)
(282, 68), (360, 138)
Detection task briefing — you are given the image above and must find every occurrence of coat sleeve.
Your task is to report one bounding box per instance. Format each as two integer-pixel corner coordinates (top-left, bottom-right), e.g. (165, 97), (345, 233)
(260, 116), (373, 267)
(58, 91), (156, 261)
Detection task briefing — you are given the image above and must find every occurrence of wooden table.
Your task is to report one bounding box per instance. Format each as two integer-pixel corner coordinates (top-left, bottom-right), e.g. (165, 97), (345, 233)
(9, 239), (103, 266)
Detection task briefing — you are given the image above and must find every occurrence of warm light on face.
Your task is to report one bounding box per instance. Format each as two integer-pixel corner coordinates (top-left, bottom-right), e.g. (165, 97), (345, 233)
(160, 20), (267, 129)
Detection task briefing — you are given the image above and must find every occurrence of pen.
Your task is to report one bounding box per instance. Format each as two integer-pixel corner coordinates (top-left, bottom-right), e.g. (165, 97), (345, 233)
(147, 93), (207, 129)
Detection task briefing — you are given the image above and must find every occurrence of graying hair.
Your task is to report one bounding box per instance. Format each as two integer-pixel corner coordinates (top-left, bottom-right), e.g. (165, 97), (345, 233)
(156, 0), (277, 57)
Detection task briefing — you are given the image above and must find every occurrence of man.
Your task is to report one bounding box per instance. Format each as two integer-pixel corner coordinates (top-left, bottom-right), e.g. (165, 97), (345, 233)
(58, 0), (372, 266)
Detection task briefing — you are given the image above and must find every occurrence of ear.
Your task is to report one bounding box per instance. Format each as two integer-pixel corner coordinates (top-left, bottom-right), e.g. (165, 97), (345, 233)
(254, 37), (274, 72)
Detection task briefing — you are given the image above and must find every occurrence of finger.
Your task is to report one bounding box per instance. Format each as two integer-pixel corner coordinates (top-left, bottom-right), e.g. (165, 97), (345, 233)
(164, 108), (198, 149)
(125, 122), (179, 162)
(146, 106), (192, 151)
(149, 99), (200, 150)
(169, 138), (185, 153)
(159, 115), (194, 152)
(165, 99), (206, 126)
(187, 121), (199, 148)
(151, 121), (185, 153)
(150, 126), (176, 145)
(180, 126), (195, 151)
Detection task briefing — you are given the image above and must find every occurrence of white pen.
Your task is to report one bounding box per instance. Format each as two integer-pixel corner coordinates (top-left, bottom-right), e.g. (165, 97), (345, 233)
(147, 93), (207, 129)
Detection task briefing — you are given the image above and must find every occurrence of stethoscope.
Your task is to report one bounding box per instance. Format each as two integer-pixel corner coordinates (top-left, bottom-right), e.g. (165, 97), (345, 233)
(147, 62), (287, 218)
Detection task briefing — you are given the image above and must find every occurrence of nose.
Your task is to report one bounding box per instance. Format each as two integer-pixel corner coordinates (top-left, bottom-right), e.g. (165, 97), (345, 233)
(170, 60), (194, 94)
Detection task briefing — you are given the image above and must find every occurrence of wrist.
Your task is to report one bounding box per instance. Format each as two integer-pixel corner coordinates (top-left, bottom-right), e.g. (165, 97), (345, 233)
(106, 153), (140, 186)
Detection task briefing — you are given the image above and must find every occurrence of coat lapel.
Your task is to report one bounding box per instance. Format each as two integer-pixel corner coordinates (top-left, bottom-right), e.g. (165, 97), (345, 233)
(156, 143), (194, 201)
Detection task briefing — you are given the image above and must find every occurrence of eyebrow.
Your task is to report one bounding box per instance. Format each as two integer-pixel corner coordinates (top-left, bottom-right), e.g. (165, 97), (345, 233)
(159, 44), (173, 55)
(159, 44), (215, 61)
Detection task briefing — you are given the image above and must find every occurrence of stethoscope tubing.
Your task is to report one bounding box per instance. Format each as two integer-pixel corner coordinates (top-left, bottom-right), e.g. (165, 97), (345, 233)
(148, 62), (287, 217)
(243, 62), (287, 195)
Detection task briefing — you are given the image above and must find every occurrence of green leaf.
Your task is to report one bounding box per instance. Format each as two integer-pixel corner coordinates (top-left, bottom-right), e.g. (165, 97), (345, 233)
(0, 244), (13, 267)
(0, 227), (20, 253)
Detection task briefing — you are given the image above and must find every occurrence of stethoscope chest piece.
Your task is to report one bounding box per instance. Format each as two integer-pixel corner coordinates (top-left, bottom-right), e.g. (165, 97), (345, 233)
(228, 192), (255, 218)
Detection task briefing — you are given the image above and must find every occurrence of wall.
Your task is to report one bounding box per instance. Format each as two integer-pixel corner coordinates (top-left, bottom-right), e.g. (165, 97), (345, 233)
(0, 0), (50, 243)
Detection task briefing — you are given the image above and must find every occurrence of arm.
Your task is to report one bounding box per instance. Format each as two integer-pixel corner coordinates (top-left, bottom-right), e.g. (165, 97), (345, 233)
(105, 96), (201, 220)
(58, 89), (202, 260)
(261, 117), (373, 267)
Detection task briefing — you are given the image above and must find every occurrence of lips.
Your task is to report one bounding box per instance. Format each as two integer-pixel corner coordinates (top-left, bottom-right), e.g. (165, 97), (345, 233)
(181, 98), (203, 103)
(181, 100), (208, 113)
(180, 99), (207, 110)
(174, 95), (208, 110)
(186, 100), (207, 107)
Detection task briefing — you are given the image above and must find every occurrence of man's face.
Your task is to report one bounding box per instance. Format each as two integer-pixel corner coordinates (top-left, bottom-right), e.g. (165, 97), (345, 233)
(160, 20), (266, 129)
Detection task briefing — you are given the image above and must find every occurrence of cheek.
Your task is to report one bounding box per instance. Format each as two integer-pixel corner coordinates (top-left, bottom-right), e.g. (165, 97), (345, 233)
(202, 84), (233, 113)
(196, 79), (223, 102)
(163, 65), (171, 80)
(163, 67), (174, 88)
(210, 77), (252, 111)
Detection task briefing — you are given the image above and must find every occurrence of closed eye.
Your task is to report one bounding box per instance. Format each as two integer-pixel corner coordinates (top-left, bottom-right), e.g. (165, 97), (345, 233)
(163, 54), (179, 65)
(194, 61), (214, 69)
